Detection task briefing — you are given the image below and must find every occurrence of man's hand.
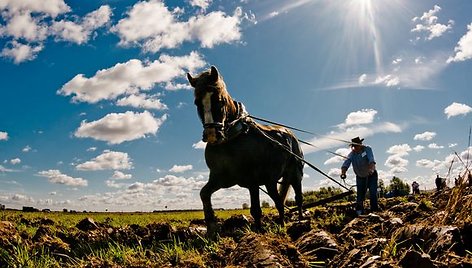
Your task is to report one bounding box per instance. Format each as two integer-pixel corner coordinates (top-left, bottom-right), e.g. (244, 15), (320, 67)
(368, 163), (376, 175)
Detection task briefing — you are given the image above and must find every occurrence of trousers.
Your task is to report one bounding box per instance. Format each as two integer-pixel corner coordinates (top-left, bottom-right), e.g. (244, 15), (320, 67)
(356, 170), (379, 212)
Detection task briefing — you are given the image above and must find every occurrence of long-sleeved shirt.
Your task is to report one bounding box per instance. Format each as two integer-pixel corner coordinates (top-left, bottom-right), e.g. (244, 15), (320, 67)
(341, 146), (375, 178)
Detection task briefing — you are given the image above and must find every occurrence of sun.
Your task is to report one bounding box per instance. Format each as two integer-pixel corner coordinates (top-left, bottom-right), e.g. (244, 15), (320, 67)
(346, 0), (384, 73)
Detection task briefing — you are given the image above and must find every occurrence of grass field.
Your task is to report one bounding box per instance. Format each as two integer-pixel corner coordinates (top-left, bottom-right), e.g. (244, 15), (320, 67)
(1, 208), (255, 228)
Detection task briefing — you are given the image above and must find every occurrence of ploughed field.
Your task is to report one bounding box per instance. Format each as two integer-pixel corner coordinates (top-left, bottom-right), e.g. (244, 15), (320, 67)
(1, 186), (471, 267)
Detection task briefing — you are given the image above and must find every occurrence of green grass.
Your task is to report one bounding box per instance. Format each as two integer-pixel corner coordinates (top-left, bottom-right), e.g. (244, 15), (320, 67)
(0, 209), (253, 228)
(0, 245), (61, 268)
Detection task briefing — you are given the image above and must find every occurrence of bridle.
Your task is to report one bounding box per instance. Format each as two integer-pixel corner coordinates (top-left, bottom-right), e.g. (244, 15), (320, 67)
(198, 93), (248, 144)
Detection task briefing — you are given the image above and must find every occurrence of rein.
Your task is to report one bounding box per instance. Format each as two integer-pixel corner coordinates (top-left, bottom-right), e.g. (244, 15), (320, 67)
(248, 122), (351, 192)
(248, 115), (359, 146)
(248, 115), (349, 159)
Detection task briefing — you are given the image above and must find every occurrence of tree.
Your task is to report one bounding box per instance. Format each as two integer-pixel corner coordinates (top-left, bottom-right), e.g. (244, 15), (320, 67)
(378, 179), (386, 197)
(386, 176), (410, 197)
(242, 203), (249, 209)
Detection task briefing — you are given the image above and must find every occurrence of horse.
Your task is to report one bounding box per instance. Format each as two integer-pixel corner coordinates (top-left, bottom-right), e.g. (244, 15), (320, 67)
(187, 66), (304, 236)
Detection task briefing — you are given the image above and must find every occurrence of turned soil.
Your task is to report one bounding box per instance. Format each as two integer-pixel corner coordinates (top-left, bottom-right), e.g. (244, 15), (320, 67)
(1, 186), (471, 267)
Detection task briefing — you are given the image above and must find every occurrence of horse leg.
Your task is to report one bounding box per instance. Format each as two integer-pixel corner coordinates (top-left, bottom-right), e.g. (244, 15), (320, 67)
(200, 180), (220, 239)
(265, 182), (285, 226)
(291, 177), (304, 221)
(249, 186), (262, 231)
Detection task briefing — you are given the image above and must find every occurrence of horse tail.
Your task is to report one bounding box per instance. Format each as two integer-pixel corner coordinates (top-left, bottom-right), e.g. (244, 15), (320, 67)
(291, 134), (304, 171)
(278, 177), (291, 203)
(278, 131), (304, 204)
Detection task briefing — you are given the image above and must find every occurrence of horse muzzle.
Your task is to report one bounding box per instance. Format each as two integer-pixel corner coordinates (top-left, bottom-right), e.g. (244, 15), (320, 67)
(203, 123), (225, 144)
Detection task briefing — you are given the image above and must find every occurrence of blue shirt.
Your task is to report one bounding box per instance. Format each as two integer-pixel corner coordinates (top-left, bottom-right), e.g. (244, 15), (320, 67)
(341, 146), (375, 178)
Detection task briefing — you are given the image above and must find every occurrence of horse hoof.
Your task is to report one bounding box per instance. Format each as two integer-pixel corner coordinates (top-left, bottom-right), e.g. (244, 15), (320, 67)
(206, 222), (219, 239)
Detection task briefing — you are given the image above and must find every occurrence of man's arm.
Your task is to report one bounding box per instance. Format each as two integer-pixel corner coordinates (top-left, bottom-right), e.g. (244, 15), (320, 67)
(366, 147), (376, 174)
(340, 154), (352, 177)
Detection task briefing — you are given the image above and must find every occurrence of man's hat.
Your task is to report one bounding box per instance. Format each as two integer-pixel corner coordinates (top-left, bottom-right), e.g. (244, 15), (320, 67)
(350, 136), (364, 146)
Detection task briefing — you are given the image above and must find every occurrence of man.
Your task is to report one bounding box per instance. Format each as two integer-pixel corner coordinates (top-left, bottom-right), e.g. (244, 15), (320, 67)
(340, 137), (378, 215)
(435, 175), (443, 191)
(412, 181), (420, 195)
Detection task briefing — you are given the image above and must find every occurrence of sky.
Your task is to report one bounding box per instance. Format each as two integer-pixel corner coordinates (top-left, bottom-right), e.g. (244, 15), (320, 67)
(0, 0), (471, 212)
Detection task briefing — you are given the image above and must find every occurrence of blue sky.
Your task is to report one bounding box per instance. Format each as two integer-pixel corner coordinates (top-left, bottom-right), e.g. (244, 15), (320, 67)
(0, 0), (471, 211)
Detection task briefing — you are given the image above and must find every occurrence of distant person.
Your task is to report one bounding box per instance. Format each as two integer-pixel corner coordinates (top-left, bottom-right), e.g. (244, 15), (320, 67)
(435, 175), (443, 191)
(455, 177), (460, 187)
(340, 137), (378, 216)
(412, 181), (420, 195)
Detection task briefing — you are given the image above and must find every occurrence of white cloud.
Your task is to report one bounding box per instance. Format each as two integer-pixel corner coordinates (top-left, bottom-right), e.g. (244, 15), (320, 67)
(0, 165), (14, 172)
(385, 143), (412, 174)
(116, 94), (168, 110)
(392, 58), (402, 65)
(0, 1), (110, 63)
(416, 159), (435, 168)
(358, 73), (367, 84)
(268, 11), (279, 18)
(169, 164), (193, 173)
(1, 41), (44, 64)
(444, 102), (472, 119)
(448, 23), (472, 63)
(339, 109), (377, 128)
(58, 52), (205, 103)
(428, 143), (444, 149)
(0, 0), (71, 18)
(347, 54), (448, 90)
(448, 143), (457, 148)
(0, 131), (8, 140)
(105, 179), (127, 188)
(414, 131), (436, 141)
(192, 140), (206, 149)
(385, 154), (408, 174)
(190, 0), (212, 10)
(86, 147), (97, 152)
(374, 75), (400, 87)
(50, 5), (112, 44)
(76, 151), (133, 171)
(10, 158), (21, 165)
(22, 145), (31, 152)
(111, 171), (132, 180)
(323, 148), (350, 165)
(413, 145), (425, 152)
(111, 0), (243, 53)
(386, 144), (411, 156)
(74, 111), (166, 144)
(75, 174), (216, 211)
(2, 12), (48, 41)
(11, 193), (34, 202)
(37, 169), (88, 186)
(411, 5), (453, 40)
(303, 122), (402, 155)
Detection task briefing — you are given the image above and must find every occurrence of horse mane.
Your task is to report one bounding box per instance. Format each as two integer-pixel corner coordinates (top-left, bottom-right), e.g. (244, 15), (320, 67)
(193, 69), (238, 119)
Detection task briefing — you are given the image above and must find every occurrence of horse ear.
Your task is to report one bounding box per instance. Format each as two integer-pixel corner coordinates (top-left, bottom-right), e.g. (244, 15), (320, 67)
(210, 66), (219, 82)
(187, 73), (196, 87)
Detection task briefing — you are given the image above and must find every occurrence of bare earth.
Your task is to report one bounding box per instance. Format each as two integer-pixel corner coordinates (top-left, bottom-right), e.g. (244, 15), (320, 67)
(1, 186), (471, 267)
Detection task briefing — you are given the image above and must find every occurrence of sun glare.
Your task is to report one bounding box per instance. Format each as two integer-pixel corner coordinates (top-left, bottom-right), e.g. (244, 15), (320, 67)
(347, 0), (384, 74)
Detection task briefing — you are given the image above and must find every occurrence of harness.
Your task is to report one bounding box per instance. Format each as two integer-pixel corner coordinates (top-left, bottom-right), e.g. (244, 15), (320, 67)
(219, 101), (250, 142)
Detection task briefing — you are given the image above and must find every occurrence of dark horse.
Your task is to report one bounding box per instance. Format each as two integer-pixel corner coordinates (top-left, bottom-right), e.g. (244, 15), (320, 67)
(187, 66), (304, 236)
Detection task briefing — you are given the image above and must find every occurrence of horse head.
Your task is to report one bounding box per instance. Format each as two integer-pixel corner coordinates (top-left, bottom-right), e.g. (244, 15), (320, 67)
(187, 66), (237, 144)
